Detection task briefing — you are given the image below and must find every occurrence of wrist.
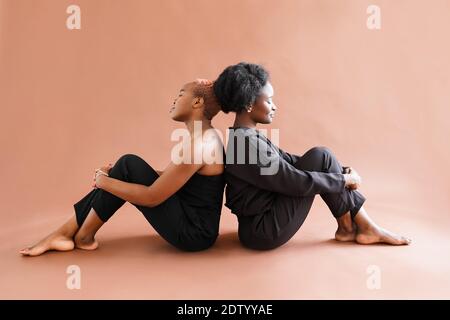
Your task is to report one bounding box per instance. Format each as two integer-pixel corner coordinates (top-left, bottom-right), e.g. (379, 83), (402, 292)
(343, 174), (350, 186)
(97, 174), (109, 189)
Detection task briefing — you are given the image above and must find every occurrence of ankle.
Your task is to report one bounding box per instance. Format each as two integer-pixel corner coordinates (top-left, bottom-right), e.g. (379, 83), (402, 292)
(337, 219), (354, 233)
(75, 231), (94, 242)
(338, 225), (354, 233)
(59, 229), (76, 238)
(357, 223), (379, 234)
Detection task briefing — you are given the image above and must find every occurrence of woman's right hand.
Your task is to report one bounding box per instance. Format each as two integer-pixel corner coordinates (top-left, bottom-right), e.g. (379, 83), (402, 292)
(343, 166), (361, 190)
(92, 163), (113, 189)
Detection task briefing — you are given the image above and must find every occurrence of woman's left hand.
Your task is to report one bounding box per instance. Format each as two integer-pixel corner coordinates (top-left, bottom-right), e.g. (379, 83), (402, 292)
(92, 163), (113, 189)
(343, 166), (359, 190)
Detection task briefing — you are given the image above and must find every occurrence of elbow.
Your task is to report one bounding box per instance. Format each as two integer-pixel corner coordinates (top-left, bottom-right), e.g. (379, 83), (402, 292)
(142, 197), (158, 208)
(142, 193), (163, 208)
(144, 200), (161, 208)
(141, 187), (169, 207)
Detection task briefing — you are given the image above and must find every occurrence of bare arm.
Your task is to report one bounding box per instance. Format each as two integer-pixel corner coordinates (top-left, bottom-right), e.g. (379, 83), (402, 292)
(96, 138), (211, 207)
(97, 160), (202, 207)
(96, 177), (151, 206)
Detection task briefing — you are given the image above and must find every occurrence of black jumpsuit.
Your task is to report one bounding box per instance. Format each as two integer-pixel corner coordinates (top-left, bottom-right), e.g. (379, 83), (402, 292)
(73, 154), (225, 252)
(224, 127), (366, 250)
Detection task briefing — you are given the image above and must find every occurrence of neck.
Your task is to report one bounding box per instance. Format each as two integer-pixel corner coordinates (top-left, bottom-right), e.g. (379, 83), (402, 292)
(184, 118), (212, 134)
(233, 112), (257, 129)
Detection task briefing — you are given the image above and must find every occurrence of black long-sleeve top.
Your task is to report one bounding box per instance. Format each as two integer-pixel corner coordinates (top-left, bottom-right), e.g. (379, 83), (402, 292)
(224, 127), (346, 217)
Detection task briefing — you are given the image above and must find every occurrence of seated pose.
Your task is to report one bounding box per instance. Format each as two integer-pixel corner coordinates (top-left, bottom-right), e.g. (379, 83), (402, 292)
(213, 62), (411, 250)
(20, 79), (225, 256)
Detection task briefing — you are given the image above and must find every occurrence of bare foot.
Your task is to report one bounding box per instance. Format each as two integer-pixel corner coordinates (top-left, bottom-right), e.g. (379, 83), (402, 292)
(20, 233), (75, 257)
(356, 226), (411, 245)
(335, 227), (357, 242)
(74, 233), (99, 250)
(335, 213), (357, 242)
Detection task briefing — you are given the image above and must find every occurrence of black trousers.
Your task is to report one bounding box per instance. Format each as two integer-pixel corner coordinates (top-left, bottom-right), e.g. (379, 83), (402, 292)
(73, 154), (217, 251)
(238, 146), (366, 250)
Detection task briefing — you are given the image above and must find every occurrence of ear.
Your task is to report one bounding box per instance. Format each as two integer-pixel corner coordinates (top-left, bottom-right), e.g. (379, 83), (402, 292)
(192, 96), (204, 109)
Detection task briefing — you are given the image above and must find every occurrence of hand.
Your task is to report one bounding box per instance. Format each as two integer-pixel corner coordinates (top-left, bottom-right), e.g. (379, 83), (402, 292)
(343, 166), (361, 190)
(92, 163), (113, 189)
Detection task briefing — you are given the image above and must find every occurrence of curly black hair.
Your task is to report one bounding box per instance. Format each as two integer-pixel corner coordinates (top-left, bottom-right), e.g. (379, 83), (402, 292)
(213, 62), (269, 113)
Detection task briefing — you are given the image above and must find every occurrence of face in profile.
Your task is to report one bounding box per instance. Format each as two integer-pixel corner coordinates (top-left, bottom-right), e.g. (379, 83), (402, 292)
(169, 82), (203, 122)
(248, 81), (277, 124)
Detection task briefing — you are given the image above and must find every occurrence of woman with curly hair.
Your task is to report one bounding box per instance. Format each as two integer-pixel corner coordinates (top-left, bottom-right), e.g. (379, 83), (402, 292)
(213, 62), (411, 250)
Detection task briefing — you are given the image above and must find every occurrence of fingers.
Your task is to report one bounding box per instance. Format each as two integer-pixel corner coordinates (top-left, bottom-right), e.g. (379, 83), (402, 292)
(343, 166), (361, 190)
(343, 166), (352, 174)
(101, 163), (113, 172)
(92, 163), (113, 188)
(344, 166), (362, 184)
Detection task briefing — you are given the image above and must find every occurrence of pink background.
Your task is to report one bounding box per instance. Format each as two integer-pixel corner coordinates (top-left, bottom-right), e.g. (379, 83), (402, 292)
(0, 0), (449, 299)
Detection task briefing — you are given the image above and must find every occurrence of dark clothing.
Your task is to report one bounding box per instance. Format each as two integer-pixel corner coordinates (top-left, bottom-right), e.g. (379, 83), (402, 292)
(73, 154), (225, 252)
(224, 127), (366, 250)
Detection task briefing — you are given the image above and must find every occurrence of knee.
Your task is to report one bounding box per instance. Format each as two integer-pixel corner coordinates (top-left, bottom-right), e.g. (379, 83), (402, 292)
(304, 146), (341, 172)
(309, 146), (333, 157)
(116, 153), (142, 164)
(305, 146), (333, 164)
(112, 153), (157, 184)
(110, 154), (143, 178)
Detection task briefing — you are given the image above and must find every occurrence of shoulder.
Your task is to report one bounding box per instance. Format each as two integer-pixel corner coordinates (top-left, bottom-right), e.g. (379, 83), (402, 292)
(184, 129), (224, 165)
(201, 129), (223, 153)
(226, 127), (261, 145)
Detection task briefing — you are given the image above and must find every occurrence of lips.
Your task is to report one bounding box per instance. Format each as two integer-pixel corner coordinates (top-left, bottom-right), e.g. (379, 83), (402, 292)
(169, 106), (175, 113)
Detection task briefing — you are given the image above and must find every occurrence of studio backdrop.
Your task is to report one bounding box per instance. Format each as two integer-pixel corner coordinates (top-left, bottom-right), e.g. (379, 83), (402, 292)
(0, 0), (449, 299)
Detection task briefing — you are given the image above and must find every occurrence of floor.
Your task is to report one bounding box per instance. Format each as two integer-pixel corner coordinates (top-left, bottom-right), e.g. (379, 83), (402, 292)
(1, 0), (449, 301)
(2, 183), (449, 299)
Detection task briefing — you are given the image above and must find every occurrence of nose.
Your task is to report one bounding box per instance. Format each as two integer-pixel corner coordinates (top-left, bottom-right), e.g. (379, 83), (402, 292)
(272, 103), (277, 111)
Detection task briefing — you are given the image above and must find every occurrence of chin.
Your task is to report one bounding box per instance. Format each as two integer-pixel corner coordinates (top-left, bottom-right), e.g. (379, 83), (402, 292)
(171, 114), (185, 122)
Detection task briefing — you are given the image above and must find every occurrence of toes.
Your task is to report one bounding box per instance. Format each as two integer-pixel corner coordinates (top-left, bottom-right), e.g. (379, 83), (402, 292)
(388, 236), (410, 245)
(26, 248), (38, 256)
(402, 237), (412, 245)
(20, 249), (30, 255)
(20, 246), (32, 254)
(391, 234), (410, 245)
